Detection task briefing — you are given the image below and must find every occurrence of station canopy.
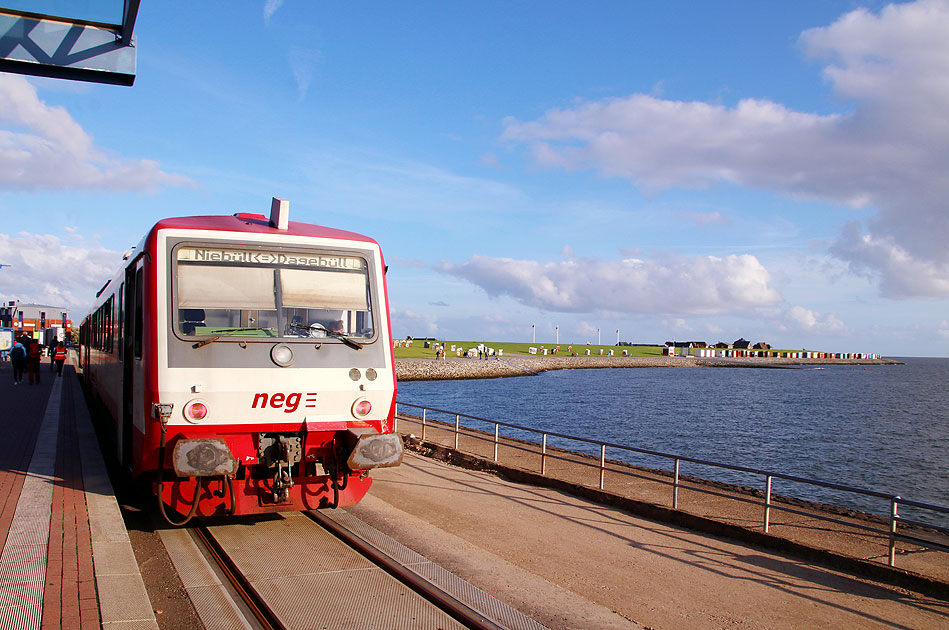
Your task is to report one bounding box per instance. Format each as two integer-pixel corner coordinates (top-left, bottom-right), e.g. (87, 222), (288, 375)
(0, 0), (138, 86)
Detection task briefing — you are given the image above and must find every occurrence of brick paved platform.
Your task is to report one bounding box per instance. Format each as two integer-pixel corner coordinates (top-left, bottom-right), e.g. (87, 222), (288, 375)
(0, 357), (157, 630)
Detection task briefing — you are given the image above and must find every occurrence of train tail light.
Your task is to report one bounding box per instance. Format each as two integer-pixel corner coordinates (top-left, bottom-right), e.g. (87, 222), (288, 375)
(351, 398), (372, 419)
(184, 400), (209, 422)
(343, 427), (403, 470)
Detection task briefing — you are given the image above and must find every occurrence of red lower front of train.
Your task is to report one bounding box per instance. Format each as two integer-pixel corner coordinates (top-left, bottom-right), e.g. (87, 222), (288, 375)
(150, 422), (403, 520)
(158, 471), (374, 517)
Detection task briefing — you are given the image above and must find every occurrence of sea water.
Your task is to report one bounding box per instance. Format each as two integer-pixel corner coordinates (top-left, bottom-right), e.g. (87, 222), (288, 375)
(397, 358), (949, 526)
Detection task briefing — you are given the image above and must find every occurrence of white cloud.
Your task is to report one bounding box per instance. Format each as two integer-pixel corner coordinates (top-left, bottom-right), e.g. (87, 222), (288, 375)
(503, 96), (841, 193)
(0, 231), (122, 312)
(782, 305), (847, 335)
(263, 0), (284, 23)
(288, 46), (321, 101)
(501, 0), (949, 299)
(831, 221), (949, 298)
(440, 252), (781, 315)
(662, 318), (691, 331)
(0, 74), (192, 192)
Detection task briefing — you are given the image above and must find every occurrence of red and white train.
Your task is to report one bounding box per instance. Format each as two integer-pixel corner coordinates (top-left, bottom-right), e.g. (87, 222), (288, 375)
(80, 199), (402, 524)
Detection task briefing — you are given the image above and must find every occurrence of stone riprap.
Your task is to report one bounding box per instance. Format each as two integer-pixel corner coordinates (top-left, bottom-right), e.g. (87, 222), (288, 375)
(395, 355), (901, 381)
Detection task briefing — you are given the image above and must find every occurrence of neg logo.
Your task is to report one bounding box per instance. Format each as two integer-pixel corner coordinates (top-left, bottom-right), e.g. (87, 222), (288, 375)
(252, 392), (317, 413)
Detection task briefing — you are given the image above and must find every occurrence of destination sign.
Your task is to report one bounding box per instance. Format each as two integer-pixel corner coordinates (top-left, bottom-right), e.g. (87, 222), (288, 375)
(177, 247), (365, 270)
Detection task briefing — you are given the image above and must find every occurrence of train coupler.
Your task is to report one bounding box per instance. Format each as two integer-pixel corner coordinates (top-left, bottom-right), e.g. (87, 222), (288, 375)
(262, 435), (298, 504)
(273, 461), (293, 503)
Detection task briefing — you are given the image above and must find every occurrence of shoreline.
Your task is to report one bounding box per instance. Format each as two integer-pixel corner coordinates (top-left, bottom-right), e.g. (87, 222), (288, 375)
(395, 355), (903, 381)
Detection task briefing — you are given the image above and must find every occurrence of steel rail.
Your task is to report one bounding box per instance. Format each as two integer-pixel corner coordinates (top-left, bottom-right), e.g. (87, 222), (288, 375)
(305, 510), (508, 630)
(192, 524), (286, 630)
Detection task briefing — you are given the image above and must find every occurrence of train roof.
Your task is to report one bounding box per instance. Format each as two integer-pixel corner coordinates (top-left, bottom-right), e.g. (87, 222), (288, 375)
(149, 213), (378, 245)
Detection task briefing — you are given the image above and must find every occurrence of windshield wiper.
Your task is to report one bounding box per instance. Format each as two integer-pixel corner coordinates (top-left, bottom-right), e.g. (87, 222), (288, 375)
(192, 327), (270, 349)
(288, 322), (364, 350)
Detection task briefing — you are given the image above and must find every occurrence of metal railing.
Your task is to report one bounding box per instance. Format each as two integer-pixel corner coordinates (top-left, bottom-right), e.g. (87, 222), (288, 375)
(394, 402), (949, 568)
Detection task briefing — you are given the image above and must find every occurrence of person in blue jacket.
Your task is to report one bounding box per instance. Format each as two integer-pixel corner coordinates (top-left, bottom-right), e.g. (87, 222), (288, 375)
(10, 339), (26, 385)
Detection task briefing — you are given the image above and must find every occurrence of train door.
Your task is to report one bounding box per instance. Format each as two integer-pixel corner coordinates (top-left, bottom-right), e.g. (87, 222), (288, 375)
(121, 259), (143, 471)
(82, 320), (90, 372)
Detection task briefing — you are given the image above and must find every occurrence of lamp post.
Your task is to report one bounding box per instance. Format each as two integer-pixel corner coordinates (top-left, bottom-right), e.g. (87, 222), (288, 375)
(616, 329), (619, 344)
(597, 328), (600, 345)
(556, 325), (559, 344)
(531, 324), (535, 344)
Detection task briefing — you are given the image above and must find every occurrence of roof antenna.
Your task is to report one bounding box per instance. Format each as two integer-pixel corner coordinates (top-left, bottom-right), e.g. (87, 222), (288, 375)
(270, 197), (289, 230)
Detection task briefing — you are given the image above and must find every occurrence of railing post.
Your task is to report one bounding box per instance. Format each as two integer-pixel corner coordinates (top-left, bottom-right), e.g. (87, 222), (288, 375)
(599, 444), (606, 490)
(673, 458), (680, 509)
(889, 496), (900, 567)
(393, 403), (398, 433)
(541, 434), (548, 476)
(764, 475), (772, 533)
(454, 414), (460, 450)
(493, 423), (499, 462)
(421, 408), (427, 441)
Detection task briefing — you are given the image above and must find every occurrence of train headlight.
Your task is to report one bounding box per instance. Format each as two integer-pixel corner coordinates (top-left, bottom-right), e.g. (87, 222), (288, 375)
(271, 344), (294, 367)
(184, 399), (209, 423)
(351, 398), (372, 418)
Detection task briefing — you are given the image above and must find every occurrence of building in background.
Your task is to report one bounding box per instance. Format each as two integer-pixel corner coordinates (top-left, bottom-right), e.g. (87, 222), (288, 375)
(0, 301), (74, 342)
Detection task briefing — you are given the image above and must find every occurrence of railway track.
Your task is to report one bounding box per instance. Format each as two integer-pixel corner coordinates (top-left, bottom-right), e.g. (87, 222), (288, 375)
(160, 509), (544, 630)
(188, 524), (282, 630)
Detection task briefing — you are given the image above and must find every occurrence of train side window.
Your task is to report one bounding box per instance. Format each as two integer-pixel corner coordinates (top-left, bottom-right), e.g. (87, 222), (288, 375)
(117, 284), (124, 361)
(107, 296), (114, 352)
(134, 267), (143, 359)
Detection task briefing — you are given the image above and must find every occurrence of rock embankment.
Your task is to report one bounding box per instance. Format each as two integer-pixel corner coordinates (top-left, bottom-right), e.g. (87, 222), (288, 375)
(396, 356), (687, 380)
(395, 355), (901, 381)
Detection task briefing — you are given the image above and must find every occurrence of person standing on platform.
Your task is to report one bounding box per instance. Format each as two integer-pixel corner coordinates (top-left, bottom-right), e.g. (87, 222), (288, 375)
(27, 338), (42, 385)
(10, 339), (26, 385)
(53, 342), (67, 376)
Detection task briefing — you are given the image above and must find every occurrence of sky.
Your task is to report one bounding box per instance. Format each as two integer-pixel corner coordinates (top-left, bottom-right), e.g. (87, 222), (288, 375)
(1, 0), (948, 356)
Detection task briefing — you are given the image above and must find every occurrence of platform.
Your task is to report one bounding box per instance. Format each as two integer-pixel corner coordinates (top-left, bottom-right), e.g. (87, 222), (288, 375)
(0, 357), (157, 630)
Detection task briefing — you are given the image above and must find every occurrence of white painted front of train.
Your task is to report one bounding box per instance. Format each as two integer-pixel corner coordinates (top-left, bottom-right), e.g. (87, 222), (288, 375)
(153, 226), (396, 432)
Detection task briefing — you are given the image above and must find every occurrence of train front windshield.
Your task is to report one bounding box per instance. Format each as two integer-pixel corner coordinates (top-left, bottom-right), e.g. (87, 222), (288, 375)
(174, 245), (375, 341)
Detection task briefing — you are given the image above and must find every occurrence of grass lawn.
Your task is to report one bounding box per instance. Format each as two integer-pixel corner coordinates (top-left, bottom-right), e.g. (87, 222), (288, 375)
(392, 340), (833, 359)
(392, 339), (665, 359)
